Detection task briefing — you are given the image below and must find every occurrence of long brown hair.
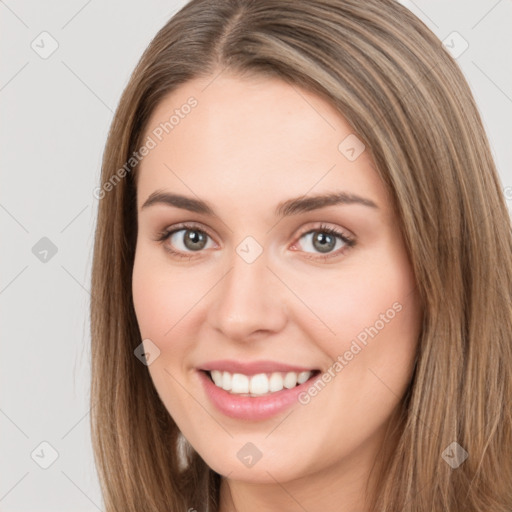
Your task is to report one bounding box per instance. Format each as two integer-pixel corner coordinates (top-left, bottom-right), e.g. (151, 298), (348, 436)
(90, 1), (512, 510)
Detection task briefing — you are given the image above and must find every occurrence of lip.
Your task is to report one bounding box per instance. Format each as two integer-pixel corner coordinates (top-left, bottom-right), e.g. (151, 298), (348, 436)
(198, 359), (318, 376)
(197, 368), (321, 421)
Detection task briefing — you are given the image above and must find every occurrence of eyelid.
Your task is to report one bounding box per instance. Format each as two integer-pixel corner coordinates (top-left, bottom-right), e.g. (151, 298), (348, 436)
(155, 221), (217, 243)
(293, 222), (354, 243)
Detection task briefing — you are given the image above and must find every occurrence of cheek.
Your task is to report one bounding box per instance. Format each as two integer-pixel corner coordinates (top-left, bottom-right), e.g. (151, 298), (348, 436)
(292, 249), (417, 350)
(289, 255), (420, 463)
(291, 243), (421, 422)
(132, 245), (201, 340)
(132, 264), (169, 339)
(131, 251), (200, 410)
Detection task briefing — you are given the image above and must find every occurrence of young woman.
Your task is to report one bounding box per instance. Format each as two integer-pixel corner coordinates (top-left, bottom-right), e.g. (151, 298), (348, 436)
(90, 1), (512, 510)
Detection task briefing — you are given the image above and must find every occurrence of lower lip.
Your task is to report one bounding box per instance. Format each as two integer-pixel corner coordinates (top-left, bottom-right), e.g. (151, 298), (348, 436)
(197, 370), (319, 421)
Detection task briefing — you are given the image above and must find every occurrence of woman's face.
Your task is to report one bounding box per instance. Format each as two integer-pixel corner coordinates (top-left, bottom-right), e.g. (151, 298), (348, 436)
(132, 73), (422, 493)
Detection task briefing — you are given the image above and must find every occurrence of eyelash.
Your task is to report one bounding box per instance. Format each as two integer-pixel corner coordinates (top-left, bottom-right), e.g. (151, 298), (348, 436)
(154, 222), (356, 262)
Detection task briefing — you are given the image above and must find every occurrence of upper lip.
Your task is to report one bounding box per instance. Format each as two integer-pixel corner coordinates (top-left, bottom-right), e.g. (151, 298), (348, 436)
(199, 359), (318, 376)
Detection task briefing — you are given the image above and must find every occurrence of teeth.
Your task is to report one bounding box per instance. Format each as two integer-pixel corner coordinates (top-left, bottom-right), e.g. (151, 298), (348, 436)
(208, 370), (314, 396)
(222, 371), (232, 391)
(249, 373), (269, 395)
(211, 370), (223, 387)
(269, 372), (283, 392)
(297, 371), (311, 384)
(231, 373), (249, 394)
(283, 371), (298, 389)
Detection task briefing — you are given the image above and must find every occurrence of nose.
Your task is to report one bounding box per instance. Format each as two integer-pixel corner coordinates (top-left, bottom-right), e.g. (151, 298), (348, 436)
(207, 243), (288, 342)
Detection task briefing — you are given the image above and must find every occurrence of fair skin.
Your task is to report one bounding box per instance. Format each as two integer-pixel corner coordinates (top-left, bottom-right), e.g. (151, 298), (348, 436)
(132, 72), (422, 511)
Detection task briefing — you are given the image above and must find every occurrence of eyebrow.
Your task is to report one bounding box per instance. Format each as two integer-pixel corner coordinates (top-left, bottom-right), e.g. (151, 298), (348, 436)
(141, 190), (378, 217)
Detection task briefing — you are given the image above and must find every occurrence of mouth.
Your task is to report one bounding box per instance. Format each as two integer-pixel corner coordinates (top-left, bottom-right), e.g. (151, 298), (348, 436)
(201, 369), (321, 397)
(197, 367), (322, 420)
(196, 359), (323, 420)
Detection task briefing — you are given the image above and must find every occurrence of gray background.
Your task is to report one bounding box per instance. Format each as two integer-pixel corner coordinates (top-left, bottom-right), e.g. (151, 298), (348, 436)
(1, 1), (510, 510)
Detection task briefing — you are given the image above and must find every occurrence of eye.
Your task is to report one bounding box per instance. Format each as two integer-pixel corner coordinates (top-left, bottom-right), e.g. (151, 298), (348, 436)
(155, 222), (215, 258)
(155, 222), (356, 261)
(291, 223), (356, 260)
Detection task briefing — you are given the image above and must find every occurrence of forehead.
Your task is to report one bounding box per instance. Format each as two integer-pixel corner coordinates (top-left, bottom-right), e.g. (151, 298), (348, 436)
(136, 74), (390, 217)
(142, 73), (347, 161)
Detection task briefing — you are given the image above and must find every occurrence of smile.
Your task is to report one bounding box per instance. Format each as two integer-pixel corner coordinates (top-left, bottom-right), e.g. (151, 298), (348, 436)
(197, 366), (322, 421)
(207, 369), (317, 396)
